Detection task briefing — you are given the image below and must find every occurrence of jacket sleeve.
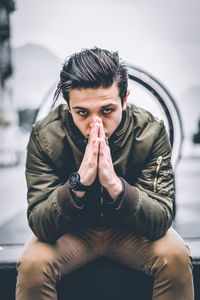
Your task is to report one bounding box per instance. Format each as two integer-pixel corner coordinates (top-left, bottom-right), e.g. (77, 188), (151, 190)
(113, 122), (175, 241)
(26, 128), (86, 243)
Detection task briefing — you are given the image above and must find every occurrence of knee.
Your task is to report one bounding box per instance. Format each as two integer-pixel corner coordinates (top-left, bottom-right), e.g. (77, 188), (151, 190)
(154, 243), (192, 280)
(17, 250), (58, 288)
(167, 246), (191, 272)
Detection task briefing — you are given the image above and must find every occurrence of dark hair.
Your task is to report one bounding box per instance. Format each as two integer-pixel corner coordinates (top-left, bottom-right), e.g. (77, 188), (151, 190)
(53, 47), (128, 106)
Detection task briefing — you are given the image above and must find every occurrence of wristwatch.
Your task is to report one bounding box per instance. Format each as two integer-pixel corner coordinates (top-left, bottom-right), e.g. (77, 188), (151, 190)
(68, 172), (91, 191)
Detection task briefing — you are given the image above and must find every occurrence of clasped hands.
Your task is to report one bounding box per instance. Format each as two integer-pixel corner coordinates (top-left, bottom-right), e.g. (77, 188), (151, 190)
(75, 117), (122, 199)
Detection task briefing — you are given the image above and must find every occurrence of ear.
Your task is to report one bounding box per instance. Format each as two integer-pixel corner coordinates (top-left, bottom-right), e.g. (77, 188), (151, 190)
(122, 90), (130, 110)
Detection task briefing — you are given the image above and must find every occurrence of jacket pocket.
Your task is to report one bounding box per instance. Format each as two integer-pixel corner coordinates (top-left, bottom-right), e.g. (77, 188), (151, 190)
(153, 156), (163, 193)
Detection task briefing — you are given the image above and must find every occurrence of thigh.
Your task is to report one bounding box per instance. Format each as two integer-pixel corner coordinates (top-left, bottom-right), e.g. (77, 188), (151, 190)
(18, 226), (103, 279)
(104, 227), (191, 276)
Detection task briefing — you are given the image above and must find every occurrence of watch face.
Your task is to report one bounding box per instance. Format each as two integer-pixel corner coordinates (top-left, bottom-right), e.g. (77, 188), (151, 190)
(69, 172), (80, 189)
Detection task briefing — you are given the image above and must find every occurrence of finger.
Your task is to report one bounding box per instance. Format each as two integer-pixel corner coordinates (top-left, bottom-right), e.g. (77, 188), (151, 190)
(90, 117), (102, 127)
(98, 137), (106, 158)
(89, 139), (99, 171)
(90, 117), (103, 138)
(99, 122), (105, 139)
(99, 137), (112, 161)
(88, 122), (99, 144)
(86, 129), (100, 158)
(93, 137), (100, 158)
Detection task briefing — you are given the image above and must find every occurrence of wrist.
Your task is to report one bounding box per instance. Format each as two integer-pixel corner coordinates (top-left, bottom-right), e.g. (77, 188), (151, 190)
(71, 190), (86, 198)
(78, 170), (94, 187)
(105, 176), (122, 200)
(68, 172), (91, 192)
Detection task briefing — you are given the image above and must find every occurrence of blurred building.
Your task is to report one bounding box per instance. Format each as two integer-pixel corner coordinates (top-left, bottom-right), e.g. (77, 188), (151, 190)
(0, 0), (15, 102)
(0, 0), (18, 166)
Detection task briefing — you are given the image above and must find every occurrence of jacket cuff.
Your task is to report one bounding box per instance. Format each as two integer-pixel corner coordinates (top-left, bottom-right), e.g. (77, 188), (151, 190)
(57, 181), (85, 216)
(69, 188), (87, 207)
(116, 178), (140, 216)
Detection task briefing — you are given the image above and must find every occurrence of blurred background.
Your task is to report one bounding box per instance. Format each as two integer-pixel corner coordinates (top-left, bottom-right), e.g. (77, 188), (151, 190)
(0, 0), (200, 243)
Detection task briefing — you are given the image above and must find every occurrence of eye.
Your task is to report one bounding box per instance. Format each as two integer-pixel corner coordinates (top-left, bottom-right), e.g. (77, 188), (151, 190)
(102, 108), (112, 115)
(77, 111), (88, 116)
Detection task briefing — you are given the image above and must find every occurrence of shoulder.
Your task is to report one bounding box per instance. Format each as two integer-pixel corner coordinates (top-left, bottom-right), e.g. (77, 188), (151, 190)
(127, 104), (169, 161)
(128, 103), (165, 138)
(29, 104), (69, 156)
(33, 104), (68, 133)
(128, 103), (162, 125)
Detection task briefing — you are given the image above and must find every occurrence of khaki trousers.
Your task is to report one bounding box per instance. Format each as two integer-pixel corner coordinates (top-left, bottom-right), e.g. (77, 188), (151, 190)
(16, 226), (194, 300)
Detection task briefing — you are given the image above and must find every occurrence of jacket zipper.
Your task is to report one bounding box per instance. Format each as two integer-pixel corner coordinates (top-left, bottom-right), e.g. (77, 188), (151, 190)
(153, 156), (163, 193)
(100, 186), (104, 219)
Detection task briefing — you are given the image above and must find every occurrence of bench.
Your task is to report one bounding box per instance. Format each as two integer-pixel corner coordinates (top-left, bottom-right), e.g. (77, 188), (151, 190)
(0, 213), (199, 299)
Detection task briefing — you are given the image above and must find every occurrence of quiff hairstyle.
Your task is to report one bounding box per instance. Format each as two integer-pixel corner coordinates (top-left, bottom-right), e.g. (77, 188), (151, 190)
(53, 47), (128, 106)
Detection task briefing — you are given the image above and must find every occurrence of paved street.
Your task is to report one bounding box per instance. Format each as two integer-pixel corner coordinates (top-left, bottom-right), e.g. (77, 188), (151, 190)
(0, 162), (26, 227)
(173, 158), (200, 238)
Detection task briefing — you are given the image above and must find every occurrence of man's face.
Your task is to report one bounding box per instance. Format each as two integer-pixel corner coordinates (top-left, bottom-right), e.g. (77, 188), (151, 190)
(68, 82), (128, 139)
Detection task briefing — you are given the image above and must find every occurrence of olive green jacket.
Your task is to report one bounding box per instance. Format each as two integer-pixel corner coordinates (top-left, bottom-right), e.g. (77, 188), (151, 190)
(26, 104), (174, 243)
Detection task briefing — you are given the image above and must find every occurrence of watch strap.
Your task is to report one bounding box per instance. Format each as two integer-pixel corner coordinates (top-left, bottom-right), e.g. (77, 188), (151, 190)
(68, 172), (91, 191)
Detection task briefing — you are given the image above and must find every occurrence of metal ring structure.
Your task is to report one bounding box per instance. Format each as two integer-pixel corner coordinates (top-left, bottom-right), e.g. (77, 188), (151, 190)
(127, 64), (183, 169)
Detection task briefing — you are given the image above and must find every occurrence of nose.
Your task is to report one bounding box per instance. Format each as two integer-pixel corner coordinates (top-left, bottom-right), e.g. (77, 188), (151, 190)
(90, 115), (102, 126)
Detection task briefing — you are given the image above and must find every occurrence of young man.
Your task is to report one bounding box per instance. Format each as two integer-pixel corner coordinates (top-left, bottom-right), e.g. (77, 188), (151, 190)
(16, 47), (194, 299)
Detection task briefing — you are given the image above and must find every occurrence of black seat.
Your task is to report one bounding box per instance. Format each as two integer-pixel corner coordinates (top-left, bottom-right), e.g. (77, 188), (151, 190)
(57, 257), (153, 300)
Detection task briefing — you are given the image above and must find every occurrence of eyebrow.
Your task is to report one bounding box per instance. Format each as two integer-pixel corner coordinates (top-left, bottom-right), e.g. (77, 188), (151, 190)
(72, 103), (116, 110)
